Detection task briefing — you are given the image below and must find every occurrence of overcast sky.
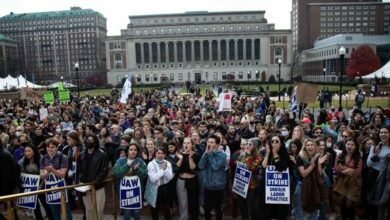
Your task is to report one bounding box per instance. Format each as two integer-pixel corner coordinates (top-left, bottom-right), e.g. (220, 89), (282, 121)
(0, 0), (292, 35)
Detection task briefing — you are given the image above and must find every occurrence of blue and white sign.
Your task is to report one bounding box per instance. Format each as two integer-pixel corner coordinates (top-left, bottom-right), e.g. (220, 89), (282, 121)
(265, 165), (290, 204)
(71, 162), (77, 184)
(232, 162), (252, 198)
(16, 173), (40, 209)
(120, 176), (142, 209)
(45, 173), (68, 205)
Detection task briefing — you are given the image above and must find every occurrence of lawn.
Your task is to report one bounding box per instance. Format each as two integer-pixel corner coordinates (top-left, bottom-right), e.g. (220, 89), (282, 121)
(237, 83), (356, 93)
(177, 84), (214, 96)
(80, 85), (169, 97)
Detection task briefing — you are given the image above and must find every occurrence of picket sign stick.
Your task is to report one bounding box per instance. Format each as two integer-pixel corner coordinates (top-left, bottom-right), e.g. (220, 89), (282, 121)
(60, 190), (67, 220)
(6, 200), (15, 220)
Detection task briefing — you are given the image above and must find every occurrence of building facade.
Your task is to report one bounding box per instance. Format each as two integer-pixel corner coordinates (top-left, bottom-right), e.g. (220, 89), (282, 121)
(106, 11), (292, 85)
(0, 34), (18, 78)
(301, 34), (390, 82)
(0, 7), (107, 85)
(292, 0), (390, 53)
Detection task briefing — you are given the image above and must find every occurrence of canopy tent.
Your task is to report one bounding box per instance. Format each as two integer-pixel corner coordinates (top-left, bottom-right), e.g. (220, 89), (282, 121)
(0, 75), (43, 91)
(48, 82), (77, 89)
(362, 61), (390, 79)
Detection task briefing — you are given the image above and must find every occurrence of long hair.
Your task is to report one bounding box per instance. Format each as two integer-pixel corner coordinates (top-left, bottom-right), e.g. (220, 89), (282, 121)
(339, 138), (361, 169)
(22, 142), (40, 169)
(299, 138), (319, 161)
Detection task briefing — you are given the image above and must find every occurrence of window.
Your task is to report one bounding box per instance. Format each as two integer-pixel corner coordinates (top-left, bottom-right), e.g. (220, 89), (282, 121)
(213, 72), (218, 80)
(170, 73), (174, 81)
(238, 72), (243, 79)
(178, 73), (183, 81)
(145, 74), (150, 82)
(275, 36), (282, 43)
(154, 74), (158, 81)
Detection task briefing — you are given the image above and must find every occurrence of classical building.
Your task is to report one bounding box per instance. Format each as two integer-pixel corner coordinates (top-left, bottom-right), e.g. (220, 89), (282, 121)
(0, 34), (19, 78)
(301, 34), (390, 82)
(106, 11), (292, 85)
(0, 7), (107, 85)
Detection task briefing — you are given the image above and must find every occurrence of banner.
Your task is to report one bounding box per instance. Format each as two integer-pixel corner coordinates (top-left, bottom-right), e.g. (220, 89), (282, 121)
(59, 90), (70, 102)
(265, 165), (290, 204)
(120, 176), (142, 209)
(296, 83), (318, 104)
(119, 73), (132, 104)
(44, 91), (54, 104)
(232, 162), (251, 198)
(45, 173), (68, 205)
(218, 93), (232, 112)
(290, 86), (298, 112)
(16, 173), (40, 209)
(20, 88), (44, 101)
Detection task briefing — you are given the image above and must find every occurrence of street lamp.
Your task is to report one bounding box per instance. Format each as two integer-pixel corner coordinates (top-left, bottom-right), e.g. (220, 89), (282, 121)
(60, 76), (64, 84)
(278, 58), (282, 101)
(339, 46), (346, 111)
(247, 71), (251, 90)
(74, 62), (80, 97)
(323, 68), (326, 90)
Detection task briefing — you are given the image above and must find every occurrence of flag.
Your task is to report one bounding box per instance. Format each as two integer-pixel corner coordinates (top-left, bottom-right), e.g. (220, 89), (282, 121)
(290, 86), (298, 113)
(119, 73), (132, 104)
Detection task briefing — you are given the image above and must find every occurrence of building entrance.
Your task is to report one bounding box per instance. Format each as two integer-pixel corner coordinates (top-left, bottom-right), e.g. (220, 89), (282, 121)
(195, 72), (202, 84)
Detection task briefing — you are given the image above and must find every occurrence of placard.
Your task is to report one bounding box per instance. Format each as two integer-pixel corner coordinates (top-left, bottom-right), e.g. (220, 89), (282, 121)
(44, 91), (54, 104)
(39, 108), (48, 121)
(16, 173), (40, 209)
(59, 90), (70, 102)
(120, 176), (142, 209)
(45, 173), (68, 205)
(265, 165), (290, 204)
(20, 88), (44, 101)
(232, 162), (251, 198)
(218, 93), (232, 112)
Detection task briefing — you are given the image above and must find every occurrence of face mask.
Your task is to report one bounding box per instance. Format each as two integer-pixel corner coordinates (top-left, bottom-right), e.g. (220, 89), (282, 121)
(86, 142), (95, 149)
(15, 131), (21, 137)
(266, 119), (272, 124)
(326, 143), (332, 148)
(56, 129), (62, 134)
(156, 158), (164, 164)
(332, 120), (338, 124)
(281, 130), (289, 137)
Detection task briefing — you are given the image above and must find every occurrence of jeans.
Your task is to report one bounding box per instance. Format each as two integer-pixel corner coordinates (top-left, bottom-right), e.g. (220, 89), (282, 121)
(294, 181), (317, 220)
(49, 204), (72, 220)
(123, 209), (140, 220)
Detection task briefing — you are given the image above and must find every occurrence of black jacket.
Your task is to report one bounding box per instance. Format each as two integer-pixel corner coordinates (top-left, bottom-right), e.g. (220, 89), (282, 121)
(0, 150), (19, 196)
(77, 148), (108, 190)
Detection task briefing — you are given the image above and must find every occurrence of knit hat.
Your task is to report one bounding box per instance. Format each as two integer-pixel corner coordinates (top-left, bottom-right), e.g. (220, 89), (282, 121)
(248, 138), (260, 150)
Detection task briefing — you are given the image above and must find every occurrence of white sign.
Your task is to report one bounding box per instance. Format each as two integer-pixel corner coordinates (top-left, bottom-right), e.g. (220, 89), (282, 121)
(120, 176), (142, 209)
(39, 108), (48, 121)
(265, 166), (290, 204)
(16, 173), (40, 209)
(218, 93), (232, 112)
(232, 162), (251, 198)
(45, 173), (68, 205)
(120, 73), (132, 104)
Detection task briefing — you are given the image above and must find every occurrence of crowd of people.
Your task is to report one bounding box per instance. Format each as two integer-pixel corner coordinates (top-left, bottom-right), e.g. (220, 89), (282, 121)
(0, 86), (389, 220)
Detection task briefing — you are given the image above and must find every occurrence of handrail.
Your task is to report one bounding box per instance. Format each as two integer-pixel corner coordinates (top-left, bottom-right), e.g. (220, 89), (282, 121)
(0, 178), (117, 220)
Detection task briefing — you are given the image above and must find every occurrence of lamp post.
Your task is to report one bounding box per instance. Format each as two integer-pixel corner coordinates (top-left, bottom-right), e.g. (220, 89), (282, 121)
(323, 68), (326, 90)
(60, 76), (64, 84)
(74, 62), (80, 97)
(247, 71), (250, 90)
(339, 46), (346, 111)
(278, 58), (282, 101)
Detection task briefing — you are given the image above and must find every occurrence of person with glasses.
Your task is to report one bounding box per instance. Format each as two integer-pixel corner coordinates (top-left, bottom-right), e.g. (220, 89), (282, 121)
(77, 134), (108, 220)
(260, 135), (290, 220)
(312, 127), (324, 139)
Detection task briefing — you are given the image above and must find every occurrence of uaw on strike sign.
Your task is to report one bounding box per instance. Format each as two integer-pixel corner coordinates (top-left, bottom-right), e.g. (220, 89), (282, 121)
(265, 165), (290, 204)
(45, 173), (68, 204)
(16, 173), (40, 209)
(120, 176), (142, 209)
(232, 162), (251, 198)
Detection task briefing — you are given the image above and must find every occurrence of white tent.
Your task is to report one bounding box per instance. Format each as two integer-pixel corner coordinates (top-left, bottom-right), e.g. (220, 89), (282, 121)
(48, 82), (77, 89)
(0, 75), (43, 91)
(362, 61), (390, 79)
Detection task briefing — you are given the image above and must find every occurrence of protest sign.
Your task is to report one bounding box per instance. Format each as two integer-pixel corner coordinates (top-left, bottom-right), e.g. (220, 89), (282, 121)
(232, 162), (251, 198)
(44, 91), (54, 104)
(20, 88), (44, 101)
(218, 93), (232, 112)
(120, 176), (142, 209)
(71, 162), (77, 184)
(296, 83), (318, 104)
(39, 108), (48, 121)
(265, 165), (290, 204)
(45, 173), (68, 205)
(16, 173), (40, 209)
(59, 90), (70, 102)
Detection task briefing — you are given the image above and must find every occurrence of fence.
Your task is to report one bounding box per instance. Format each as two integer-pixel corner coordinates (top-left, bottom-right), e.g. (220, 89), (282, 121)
(0, 179), (117, 220)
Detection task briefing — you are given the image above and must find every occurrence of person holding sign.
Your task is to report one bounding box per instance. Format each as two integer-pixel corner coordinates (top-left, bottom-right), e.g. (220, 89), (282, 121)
(40, 138), (72, 220)
(112, 143), (147, 220)
(77, 134), (109, 220)
(237, 138), (262, 220)
(260, 135), (290, 220)
(18, 143), (52, 220)
(296, 139), (328, 220)
(198, 134), (227, 220)
(145, 147), (174, 220)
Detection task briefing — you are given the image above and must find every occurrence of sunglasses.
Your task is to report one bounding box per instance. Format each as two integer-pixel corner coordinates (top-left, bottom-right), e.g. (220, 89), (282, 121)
(271, 140), (280, 144)
(342, 135), (348, 138)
